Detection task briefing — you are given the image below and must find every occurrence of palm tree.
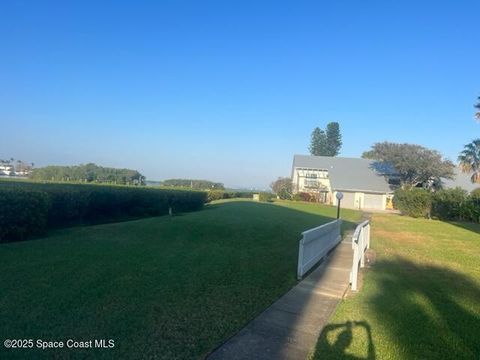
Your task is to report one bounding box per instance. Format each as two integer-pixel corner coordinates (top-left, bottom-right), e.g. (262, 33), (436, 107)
(476, 96), (480, 121)
(458, 139), (480, 183)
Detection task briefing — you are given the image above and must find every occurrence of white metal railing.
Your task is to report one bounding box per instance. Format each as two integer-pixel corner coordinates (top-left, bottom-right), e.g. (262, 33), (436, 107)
(297, 219), (342, 280)
(350, 220), (371, 291)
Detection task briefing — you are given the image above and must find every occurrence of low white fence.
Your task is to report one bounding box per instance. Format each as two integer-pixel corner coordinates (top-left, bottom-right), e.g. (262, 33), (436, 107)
(297, 219), (342, 280)
(350, 220), (370, 291)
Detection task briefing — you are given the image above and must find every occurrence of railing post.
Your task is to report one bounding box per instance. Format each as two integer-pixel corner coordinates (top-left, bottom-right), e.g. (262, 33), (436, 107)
(367, 223), (371, 249)
(351, 252), (358, 291)
(351, 220), (371, 291)
(297, 237), (304, 280)
(360, 227), (365, 268)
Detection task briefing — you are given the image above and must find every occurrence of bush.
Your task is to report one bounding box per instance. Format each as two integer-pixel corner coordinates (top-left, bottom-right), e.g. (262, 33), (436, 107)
(276, 188), (292, 200)
(292, 192), (316, 202)
(471, 188), (480, 199)
(431, 188), (467, 220)
(459, 197), (480, 223)
(0, 180), (207, 241)
(0, 189), (50, 242)
(258, 192), (275, 202)
(393, 188), (432, 218)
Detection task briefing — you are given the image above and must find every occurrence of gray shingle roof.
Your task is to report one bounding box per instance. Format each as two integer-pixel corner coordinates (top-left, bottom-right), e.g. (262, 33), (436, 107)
(442, 168), (480, 193)
(292, 155), (393, 193)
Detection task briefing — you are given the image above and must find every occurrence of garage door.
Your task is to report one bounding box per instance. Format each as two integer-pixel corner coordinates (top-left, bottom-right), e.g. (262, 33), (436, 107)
(341, 191), (356, 209)
(364, 193), (384, 210)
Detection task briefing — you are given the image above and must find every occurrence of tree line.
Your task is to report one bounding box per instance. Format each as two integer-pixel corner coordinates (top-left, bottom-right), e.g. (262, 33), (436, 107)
(30, 163), (146, 185)
(161, 179), (224, 190)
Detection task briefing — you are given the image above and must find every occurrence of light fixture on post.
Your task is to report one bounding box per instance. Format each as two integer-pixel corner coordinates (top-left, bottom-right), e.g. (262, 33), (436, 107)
(336, 192), (344, 219)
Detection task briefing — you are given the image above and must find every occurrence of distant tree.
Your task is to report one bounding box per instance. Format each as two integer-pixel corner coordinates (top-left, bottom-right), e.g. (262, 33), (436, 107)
(30, 163), (145, 185)
(458, 139), (480, 184)
(325, 122), (342, 156)
(270, 177), (292, 200)
(309, 122), (342, 156)
(309, 127), (328, 156)
(162, 179), (224, 190)
(475, 96), (480, 121)
(362, 142), (455, 189)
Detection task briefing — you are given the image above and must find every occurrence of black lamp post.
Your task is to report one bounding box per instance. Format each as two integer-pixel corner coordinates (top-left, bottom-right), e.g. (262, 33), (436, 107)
(336, 192), (344, 219)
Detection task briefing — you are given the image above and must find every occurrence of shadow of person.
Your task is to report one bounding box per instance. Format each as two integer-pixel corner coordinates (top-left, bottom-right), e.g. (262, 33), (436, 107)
(311, 256), (480, 359)
(314, 320), (376, 360)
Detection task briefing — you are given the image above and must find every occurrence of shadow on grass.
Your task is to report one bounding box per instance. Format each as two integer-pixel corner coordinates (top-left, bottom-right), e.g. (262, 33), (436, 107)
(448, 220), (480, 236)
(315, 321), (375, 360)
(311, 257), (480, 359)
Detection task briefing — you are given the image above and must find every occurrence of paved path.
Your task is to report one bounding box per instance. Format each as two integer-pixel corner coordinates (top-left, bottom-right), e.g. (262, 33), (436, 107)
(207, 239), (354, 360)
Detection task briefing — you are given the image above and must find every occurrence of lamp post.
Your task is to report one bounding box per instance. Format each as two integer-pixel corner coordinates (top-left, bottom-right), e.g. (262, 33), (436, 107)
(336, 192), (344, 219)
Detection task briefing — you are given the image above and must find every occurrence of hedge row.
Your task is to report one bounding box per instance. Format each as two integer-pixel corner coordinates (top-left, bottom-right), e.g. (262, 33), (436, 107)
(394, 187), (480, 223)
(0, 181), (207, 242)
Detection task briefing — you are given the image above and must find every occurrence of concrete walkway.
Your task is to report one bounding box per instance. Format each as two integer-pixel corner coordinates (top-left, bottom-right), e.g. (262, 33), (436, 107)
(207, 239), (353, 360)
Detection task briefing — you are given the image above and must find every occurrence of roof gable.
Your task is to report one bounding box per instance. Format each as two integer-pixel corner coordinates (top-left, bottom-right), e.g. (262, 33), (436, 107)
(292, 155), (393, 193)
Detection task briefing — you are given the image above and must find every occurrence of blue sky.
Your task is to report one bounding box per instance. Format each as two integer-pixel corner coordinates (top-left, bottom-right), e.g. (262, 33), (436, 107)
(1, 0), (478, 188)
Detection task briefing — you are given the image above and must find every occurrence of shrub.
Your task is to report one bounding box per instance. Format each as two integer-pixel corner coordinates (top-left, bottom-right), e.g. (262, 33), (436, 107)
(0, 189), (50, 242)
(459, 197), (480, 223)
(276, 188), (292, 200)
(471, 188), (480, 199)
(293, 192), (316, 202)
(431, 188), (468, 220)
(258, 192), (275, 202)
(393, 188), (432, 218)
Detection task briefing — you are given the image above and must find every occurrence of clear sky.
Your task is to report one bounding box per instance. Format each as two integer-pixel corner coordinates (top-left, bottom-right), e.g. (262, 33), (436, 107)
(1, 0), (478, 189)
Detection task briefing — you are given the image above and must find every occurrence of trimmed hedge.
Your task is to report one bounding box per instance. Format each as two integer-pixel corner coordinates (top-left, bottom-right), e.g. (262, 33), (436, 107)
(0, 181), (207, 242)
(431, 188), (467, 221)
(394, 188), (432, 218)
(0, 189), (50, 242)
(394, 187), (480, 223)
(258, 192), (275, 202)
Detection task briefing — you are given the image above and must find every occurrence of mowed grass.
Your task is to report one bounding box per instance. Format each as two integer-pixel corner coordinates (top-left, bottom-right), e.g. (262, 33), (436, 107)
(310, 214), (480, 360)
(0, 200), (360, 359)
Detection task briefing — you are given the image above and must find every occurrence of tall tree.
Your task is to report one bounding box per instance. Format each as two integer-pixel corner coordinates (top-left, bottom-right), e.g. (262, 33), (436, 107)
(362, 142), (455, 189)
(325, 122), (342, 156)
(458, 139), (480, 183)
(475, 96), (480, 121)
(309, 127), (329, 156)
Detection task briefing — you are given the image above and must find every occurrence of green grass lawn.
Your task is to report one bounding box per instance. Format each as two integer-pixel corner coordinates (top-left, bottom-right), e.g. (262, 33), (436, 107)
(310, 214), (480, 360)
(0, 200), (360, 359)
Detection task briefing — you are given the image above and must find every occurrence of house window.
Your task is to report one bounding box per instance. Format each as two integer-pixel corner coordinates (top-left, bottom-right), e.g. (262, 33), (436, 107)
(304, 179), (320, 188)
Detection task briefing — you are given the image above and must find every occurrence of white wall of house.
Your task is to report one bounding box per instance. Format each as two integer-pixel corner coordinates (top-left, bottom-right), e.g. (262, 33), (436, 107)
(292, 167), (332, 202)
(333, 190), (387, 210)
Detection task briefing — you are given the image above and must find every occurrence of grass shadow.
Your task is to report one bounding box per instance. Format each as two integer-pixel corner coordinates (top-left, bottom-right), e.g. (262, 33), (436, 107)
(311, 256), (480, 359)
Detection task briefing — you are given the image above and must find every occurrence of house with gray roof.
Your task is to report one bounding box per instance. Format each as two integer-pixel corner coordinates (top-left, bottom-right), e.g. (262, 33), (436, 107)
(291, 155), (394, 210)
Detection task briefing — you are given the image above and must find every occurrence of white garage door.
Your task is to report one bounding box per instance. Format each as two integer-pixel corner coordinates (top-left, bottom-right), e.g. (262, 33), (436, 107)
(341, 191), (356, 209)
(364, 193), (384, 210)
